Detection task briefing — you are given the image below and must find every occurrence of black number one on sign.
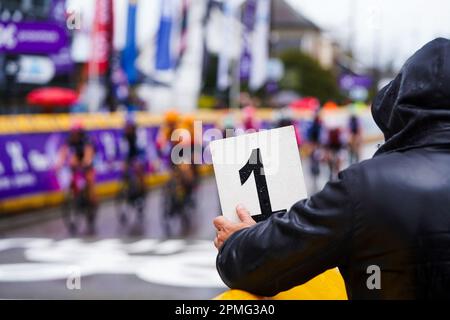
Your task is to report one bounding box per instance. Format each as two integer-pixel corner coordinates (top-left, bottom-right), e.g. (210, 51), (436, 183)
(239, 148), (287, 222)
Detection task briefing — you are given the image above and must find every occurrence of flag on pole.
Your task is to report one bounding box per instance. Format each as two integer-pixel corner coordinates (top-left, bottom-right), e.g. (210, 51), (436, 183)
(200, 0), (220, 86)
(155, 0), (174, 71)
(50, 0), (74, 75)
(249, 0), (270, 91)
(122, 0), (138, 85)
(216, 0), (235, 91)
(89, 0), (114, 77)
(177, 0), (190, 67)
(50, 0), (67, 24)
(86, 0), (114, 112)
(240, 0), (257, 82)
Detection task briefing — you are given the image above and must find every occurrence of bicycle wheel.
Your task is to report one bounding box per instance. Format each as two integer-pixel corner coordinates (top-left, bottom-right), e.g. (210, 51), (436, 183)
(134, 195), (146, 224)
(115, 184), (129, 226)
(61, 193), (83, 235)
(180, 191), (196, 235)
(161, 178), (179, 236)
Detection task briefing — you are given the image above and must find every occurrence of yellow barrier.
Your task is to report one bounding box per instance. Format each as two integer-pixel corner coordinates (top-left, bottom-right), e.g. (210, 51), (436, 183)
(214, 268), (347, 300)
(0, 112), (155, 134)
(0, 108), (368, 134)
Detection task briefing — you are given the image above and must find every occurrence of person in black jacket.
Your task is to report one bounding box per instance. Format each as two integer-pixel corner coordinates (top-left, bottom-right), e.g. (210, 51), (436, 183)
(213, 38), (450, 299)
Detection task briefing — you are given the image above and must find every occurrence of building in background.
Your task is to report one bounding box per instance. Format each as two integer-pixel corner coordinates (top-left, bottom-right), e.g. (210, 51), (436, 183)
(271, 0), (359, 73)
(271, 0), (329, 67)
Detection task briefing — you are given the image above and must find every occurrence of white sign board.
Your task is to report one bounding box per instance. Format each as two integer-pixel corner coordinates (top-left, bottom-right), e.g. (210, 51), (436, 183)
(210, 126), (307, 223)
(17, 55), (55, 84)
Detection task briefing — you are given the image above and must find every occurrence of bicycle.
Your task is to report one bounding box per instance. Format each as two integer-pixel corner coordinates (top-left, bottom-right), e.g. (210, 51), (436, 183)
(161, 164), (197, 237)
(115, 161), (147, 228)
(309, 146), (322, 193)
(326, 147), (342, 181)
(348, 134), (361, 165)
(61, 168), (97, 235)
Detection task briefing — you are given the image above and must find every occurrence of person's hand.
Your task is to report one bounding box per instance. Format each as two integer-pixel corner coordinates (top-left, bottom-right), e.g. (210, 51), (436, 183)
(213, 205), (257, 250)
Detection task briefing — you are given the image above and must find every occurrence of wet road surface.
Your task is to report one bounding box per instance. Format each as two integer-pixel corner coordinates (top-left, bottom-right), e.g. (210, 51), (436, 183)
(0, 143), (380, 299)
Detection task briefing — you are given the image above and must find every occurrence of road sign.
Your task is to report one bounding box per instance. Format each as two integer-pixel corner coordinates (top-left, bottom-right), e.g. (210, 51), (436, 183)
(16, 55), (55, 84)
(210, 126), (307, 223)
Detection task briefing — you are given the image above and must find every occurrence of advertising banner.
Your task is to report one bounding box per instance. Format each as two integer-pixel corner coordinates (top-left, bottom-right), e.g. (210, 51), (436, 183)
(0, 22), (69, 55)
(339, 74), (373, 91)
(0, 126), (160, 201)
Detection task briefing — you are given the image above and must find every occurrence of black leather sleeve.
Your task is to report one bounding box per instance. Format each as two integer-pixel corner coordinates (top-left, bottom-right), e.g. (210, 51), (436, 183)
(216, 170), (355, 297)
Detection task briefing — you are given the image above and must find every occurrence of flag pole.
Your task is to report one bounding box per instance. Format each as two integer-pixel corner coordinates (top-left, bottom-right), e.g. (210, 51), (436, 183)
(229, 2), (242, 109)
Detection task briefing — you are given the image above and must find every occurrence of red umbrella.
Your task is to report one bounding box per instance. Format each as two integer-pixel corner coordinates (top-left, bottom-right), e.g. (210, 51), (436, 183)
(289, 97), (320, 111)
(26, 87), (78, 108)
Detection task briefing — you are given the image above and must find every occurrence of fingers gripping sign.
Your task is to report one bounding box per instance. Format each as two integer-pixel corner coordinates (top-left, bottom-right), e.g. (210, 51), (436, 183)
(214, 205), (256, 249)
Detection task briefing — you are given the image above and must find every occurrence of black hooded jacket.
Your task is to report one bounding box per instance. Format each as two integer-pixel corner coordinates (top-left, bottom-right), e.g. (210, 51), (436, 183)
(216, 38), (450, 299)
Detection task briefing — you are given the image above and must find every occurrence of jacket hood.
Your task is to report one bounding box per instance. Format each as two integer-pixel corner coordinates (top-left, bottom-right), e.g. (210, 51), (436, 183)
(372, 38), (450, 156)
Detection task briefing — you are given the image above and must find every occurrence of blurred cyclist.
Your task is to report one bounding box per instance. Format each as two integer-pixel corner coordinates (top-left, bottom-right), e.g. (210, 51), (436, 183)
(308, 113), (323, 148)
(348, 113), (362, 164)
(157, 111), (199, 235)
(176, 114), (200, 195)
(58, 120), (96, 203)
(156, 109), (181, 162)
(325, 126), (344, 181)
(242, 105), (260, 132)
(273, 107), (302, 148)
(221, 111), (237, 139)
(307, 113), (324, 191)
(122, 113), (146, 197)
(56, 119), (97, 233)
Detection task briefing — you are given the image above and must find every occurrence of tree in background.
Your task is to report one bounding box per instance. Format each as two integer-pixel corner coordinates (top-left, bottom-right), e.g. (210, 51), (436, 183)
(279, 50), (345, 104)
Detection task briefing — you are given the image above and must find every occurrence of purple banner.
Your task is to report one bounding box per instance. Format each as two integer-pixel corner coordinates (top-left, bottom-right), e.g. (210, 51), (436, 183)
(339, 74), (373, 91)
(0, 126), (162, 201)
(0, 21), (69, 54)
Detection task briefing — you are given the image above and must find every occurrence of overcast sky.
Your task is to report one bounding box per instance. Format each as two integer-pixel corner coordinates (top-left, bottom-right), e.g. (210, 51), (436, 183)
(287, 0), (450, 70)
